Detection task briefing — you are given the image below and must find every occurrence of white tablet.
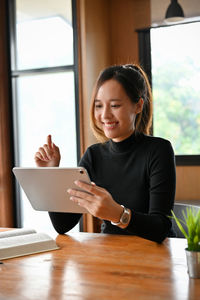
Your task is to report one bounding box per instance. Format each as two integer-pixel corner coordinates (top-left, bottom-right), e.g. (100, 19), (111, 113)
(12, 167), (91, 214)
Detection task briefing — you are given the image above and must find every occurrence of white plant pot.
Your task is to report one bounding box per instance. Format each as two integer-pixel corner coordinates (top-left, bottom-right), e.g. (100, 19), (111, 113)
(185, 248), (200, 278)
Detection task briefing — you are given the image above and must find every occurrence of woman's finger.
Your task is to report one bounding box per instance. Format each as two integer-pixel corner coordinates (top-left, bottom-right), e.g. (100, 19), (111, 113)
(43, 144), (53, 159)
(70, 196), (84, 206)
(74, 180), (103, 196)
(38, 147), (50, 160)
(34, 151), (44, 161)
(70, 197), (93, 215)
(47, 135), (53, 150)
(53, 142), (59, 151)
(67, 188), (94, 202)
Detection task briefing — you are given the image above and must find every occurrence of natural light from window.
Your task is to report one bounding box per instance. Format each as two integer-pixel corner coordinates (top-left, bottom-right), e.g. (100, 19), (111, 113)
(17, 16), (73, 69)
(15, 5), (79, 236)
(151, 22), (200, 155)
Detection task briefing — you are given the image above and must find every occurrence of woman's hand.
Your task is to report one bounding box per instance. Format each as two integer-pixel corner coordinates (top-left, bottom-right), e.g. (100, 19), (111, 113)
(67, 181), (123, 223)
(34, 135), (61, 167)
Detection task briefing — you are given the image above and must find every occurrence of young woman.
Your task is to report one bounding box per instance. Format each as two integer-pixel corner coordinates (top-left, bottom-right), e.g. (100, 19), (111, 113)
(35, 64), (176, 243)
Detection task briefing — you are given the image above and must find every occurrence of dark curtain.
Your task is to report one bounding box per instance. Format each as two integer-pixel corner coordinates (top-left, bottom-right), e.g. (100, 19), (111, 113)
(0, 0), (15, 227)
(137, 28), (152, 86)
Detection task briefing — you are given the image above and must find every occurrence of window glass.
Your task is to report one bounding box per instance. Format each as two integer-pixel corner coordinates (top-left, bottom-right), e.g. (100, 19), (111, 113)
(151, 22), (200, 155)
(16, 0), (73, 69)
(16, 71), (78, 234)
(17, 72), (77, 167)
(14, 0), (79, 234)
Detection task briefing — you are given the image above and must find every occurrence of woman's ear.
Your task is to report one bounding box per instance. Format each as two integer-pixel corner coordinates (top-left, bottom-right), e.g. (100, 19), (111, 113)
(135, 98), (144, 114)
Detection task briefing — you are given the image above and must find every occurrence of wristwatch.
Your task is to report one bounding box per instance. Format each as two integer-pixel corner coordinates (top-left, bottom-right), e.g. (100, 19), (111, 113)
(111, 205), (131, 229)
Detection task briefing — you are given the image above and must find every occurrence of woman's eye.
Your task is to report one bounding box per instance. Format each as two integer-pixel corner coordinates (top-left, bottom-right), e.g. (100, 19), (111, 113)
(111, 105), (121, 108)
(94, 104), (121, 109)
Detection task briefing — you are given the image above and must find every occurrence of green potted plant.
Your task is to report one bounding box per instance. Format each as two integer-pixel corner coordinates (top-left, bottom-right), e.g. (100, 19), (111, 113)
(171, 207), (200, 278)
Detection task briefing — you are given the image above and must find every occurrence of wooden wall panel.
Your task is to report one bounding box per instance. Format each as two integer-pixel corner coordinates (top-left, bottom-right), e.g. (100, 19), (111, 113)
(110, 0), (151, 65)
(0, 0), (14, 227)
(77, 0), (111, 154)
(176, 166), (200, 201)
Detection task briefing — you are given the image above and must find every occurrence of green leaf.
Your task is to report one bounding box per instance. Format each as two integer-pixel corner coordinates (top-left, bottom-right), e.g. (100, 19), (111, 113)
(171, 210), (188, 239)
(171, 208), (200, 251)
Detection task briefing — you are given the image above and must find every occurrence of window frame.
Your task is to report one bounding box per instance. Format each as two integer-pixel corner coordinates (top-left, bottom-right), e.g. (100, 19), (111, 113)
(8, 0), (81, 226)
(137, 21), (200, 166)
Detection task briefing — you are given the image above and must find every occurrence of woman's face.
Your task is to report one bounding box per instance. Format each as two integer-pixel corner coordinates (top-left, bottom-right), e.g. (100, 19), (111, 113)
(94, 79), (143, 142)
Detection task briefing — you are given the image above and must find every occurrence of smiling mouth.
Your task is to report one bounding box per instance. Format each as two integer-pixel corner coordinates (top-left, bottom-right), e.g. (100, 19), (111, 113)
(103, 122), (118, 129)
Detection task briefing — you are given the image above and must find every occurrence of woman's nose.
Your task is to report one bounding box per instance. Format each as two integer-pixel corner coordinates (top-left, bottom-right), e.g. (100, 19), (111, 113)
(102, 106), (112, 119)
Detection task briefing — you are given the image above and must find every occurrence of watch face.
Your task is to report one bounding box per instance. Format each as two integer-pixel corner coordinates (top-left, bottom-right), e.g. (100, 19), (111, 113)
(121, 213), (129, 224)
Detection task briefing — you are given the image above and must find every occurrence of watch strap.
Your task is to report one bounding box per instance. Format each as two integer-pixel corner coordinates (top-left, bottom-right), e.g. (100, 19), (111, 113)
(111, 205), (131, 228)
(111, 205), (125, 226)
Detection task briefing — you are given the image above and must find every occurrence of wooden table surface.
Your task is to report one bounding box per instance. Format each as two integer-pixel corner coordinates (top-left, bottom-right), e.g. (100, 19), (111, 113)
(0, 231), (199, 300)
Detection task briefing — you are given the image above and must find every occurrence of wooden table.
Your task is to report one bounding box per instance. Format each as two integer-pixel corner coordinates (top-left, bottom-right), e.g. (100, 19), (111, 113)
(0, 232), (199, 300)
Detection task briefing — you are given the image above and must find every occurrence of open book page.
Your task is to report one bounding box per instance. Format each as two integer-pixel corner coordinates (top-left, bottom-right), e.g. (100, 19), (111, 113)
(0, 229), (59, 260)
(0, 228), (36, 239)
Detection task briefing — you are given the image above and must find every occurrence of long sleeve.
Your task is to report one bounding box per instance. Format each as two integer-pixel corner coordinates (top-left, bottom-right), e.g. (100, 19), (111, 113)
(113, 139), (176, 242)
(85, 134), (176, 243)
(127, 139), (176, 242)
(127, 212), (173, 243)
(48, 212), (82, 234)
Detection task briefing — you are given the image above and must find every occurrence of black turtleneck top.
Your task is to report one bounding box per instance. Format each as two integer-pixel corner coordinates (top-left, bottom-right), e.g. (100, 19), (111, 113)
(49, 133), (176, 243)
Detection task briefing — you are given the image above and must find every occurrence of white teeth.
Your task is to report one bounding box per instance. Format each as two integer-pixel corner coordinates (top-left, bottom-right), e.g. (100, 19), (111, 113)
(104, 123), (117, 128)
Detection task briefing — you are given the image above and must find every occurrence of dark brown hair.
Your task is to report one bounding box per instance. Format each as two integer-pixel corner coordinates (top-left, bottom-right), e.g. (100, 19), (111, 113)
(90, 64), (153, 142)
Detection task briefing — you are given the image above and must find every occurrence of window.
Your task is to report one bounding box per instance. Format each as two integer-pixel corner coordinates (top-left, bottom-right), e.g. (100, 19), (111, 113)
(137, 21), (200, 165)
(10, 0), (80, 234)
(151, 22), (200, 157)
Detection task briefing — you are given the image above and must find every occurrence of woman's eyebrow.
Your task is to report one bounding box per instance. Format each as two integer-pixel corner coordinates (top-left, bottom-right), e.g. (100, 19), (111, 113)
(110, 99), (122, 102)
(94, 99), (122, 102)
